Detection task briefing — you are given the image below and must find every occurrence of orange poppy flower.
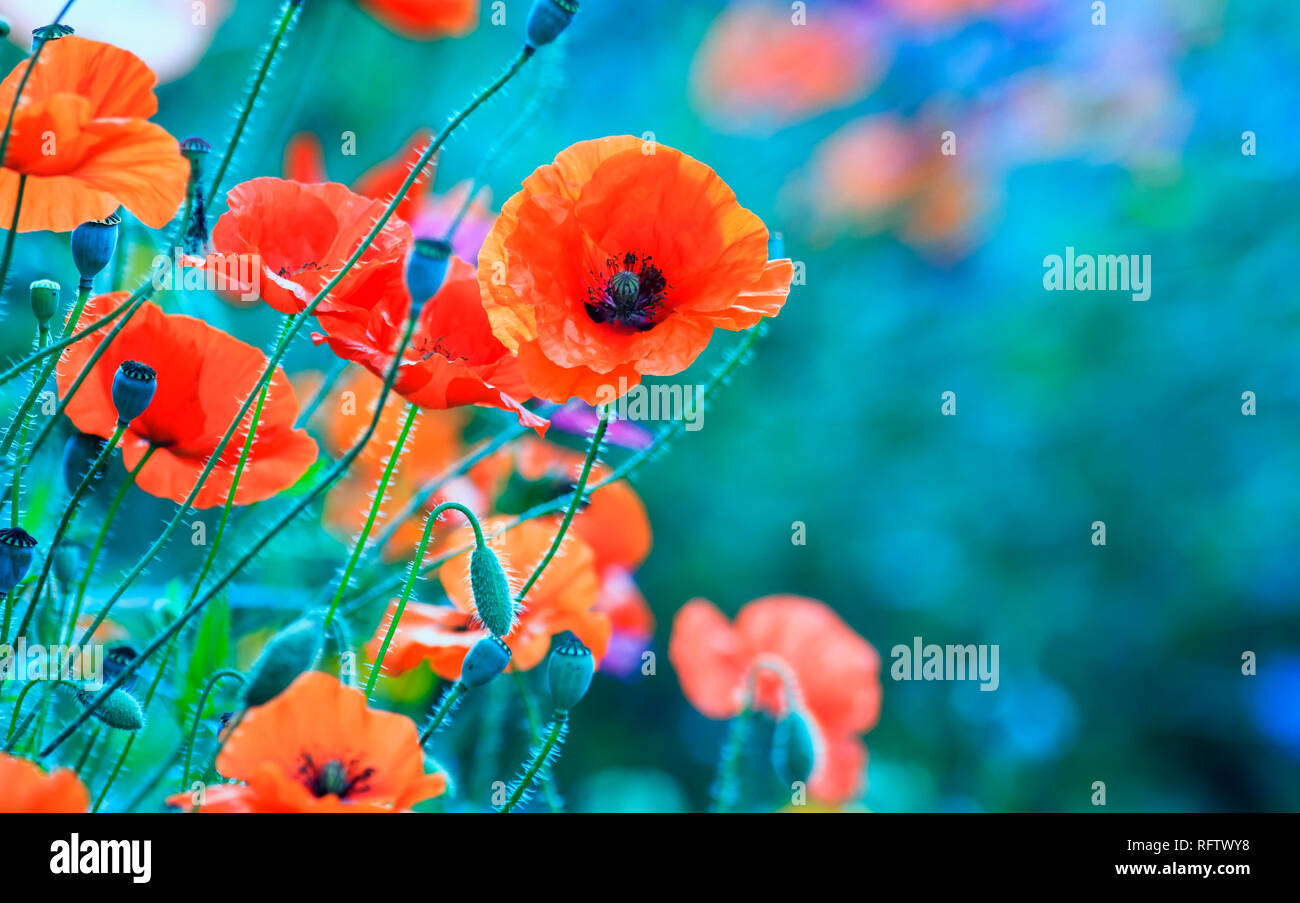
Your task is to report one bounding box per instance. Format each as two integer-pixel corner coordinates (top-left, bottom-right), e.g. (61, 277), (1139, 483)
(0, 754), (89, 812)
(478, 136), (794, 404)
(196, 177), (412, 315)
(370, 519), (609, 678)
(669, 595), (882, 802)
(58, 292), (318, 508)
(690, 2), (891, 134)
(358, 0), (478, 39)
(167, 672), (445, 812)
(312, 254), (548, 432)
(0, 36), (188, 232)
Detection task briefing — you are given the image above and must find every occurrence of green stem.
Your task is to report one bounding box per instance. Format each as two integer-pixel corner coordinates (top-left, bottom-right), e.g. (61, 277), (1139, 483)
(419, 682), (465, 746)
(710, 707), (753, 813)
(180, 669), (245, 792)
(6, 323), (45, 527)
(515, 405), (609, 604)
(0, 174), (26, 309)
(498, 711), (568, 813)
(207, 1), (302, 202)
(62, 445), (156, 646)
(71, 726), (101, 775)
(511, 669), (564, 812)
(4, 680), (42, 746)
(366, 501), (483, 701)
(323, 402), (420, 632)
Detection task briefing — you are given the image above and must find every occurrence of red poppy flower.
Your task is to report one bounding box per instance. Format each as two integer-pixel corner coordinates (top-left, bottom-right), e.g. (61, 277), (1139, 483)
(0, 36), (188, 232)
(0, 754), (89, 812)
(168, 672), (446, 812)
(58, 292), (318, 508)
(196, 177), (412, 316)
(669, 595), (882, 802)
(312, 254), (548, 432)
(358, 0), (478, 39)
(478, 135), (795, 404)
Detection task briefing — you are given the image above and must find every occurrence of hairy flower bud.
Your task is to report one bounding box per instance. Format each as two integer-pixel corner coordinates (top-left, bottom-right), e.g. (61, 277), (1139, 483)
(0, 527), (38, 594)
(470, 542), (514, 637)
(241, 613), (325, 707)
(547, 633), (594, 711)
(111, 360), (156, 426)
(76, 688), (145, 731)
(525, 0), (578, 50)
(771, 708), (818, 785)
(29, 279), (60, 326)
(70, 213), (121, 282)
(460, 635), (512, 688)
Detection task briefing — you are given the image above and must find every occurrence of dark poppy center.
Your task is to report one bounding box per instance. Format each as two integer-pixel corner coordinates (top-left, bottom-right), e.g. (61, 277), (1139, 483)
(585, 252), (669, 332)
(297, 753), (375, 799)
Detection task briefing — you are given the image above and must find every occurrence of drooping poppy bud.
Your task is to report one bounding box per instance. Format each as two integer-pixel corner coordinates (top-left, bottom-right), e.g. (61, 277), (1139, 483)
(546, 632), (594, 711)
(61, 432), (106, 493)
(241, 613), (325, 707)
(406, 238), (451, 315)
(111, 360), (156, 426)
(460, 635), (512, 688)
(29, 279), (60, 326)
(0, 527), (38, 594)
(771, 708), (818, 785)
(70, 213), (121, 284)
(76, 687), (145, 731)
(470, 542), (514, 637)
(525, 0), (578, 50)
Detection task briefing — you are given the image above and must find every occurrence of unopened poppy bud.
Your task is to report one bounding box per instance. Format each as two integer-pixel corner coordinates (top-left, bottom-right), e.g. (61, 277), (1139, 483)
(406, 238), (451, 314)
(111, 360), (156, 426)
(51, 541), (85, 587)
(771, 708), (818, 785)
(29, 279), (60, 326)
(76, 688), (145, 731)
(0, 527), (38, 594)
(525, 0), (578, 50)
(241, 613), (325, 707)
(70, 213), (121, 283)
(470, 542), (514, 637)
(460, 636), (511, 688)
(547, 633), (594, 711)
(61, 432), (106, 493)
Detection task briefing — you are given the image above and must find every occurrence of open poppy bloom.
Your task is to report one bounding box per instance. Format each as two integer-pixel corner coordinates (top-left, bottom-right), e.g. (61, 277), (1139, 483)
(168, 672), (446, 812)
(669, 595), (882, 802)
(478, 135), (795, 404)
(357, 0), (479, 39)
(193, 177), (412, 316)
(313, 254), (548, 433)
(0, 753), (89, 813)
(58, 293), (318, 508)
(0, 35), (189, 232)
(369, 519), (609, 679)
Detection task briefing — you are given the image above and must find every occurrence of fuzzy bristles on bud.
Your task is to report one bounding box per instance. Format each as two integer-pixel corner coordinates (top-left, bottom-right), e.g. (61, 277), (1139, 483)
(241, 613), (325, 707)
(771, 708), (819, 786)
(76, 688), (145, 732)
(469, 543), (515, 637)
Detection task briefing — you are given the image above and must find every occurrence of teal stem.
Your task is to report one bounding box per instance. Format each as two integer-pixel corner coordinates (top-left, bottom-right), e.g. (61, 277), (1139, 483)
(710, 707), (753, 813)
(6, 323), (46, 527)
(419, 682), (466, 747)
(0, 173), (26, 304)
(71, 726), (102, 775)
(4, 680), (42, 746)
(180, 670), (245, 792)
(294, 357), (349, 428)
(188, 709), (245, 807)
(498, 711), (569, 813)
(511, 670), (564, 812)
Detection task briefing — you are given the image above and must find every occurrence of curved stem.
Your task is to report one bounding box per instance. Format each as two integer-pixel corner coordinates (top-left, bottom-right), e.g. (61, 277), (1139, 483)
(710, 708), (753, 813)
(323, 402), (420, 631)
(62, 444), (156, 646)
(511, 670), (564, 812)
(180, 669), (245, 792)
(498, 711), (568, 813)
(419, 682), (465, 746)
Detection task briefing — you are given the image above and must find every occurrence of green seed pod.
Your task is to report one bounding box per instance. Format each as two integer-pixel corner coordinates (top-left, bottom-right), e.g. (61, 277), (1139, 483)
(470, 543), (514, 637)
(525, 0), (578, 50)
(771, 708), (818, 785)
(241, 613), (325, 707)
(546, 633), (594, 711)
(29, 279), (60, 326)
(76, 688), (145, 732)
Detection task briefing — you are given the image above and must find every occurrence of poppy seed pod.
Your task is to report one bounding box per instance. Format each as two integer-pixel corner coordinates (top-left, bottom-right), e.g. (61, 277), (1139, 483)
(469, 542), (514, 637)
(0, 527), (38, 594)
(525, 0), (578, 50)
(406, 238), (451, 314)
(241, 613), (325, 707)
(547, 633), (594, 711)
(32, 23), (74, 44)
(61, 431), (106, 493)
(111, 360), (157, 426)
(179, 136), (211, 164)
(460, 636), (512, 688)
(29, 279), (60, 326)
(70, 213), (121, 283)
(76, 688), (145, 731)
(771, 708), (818, 785)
